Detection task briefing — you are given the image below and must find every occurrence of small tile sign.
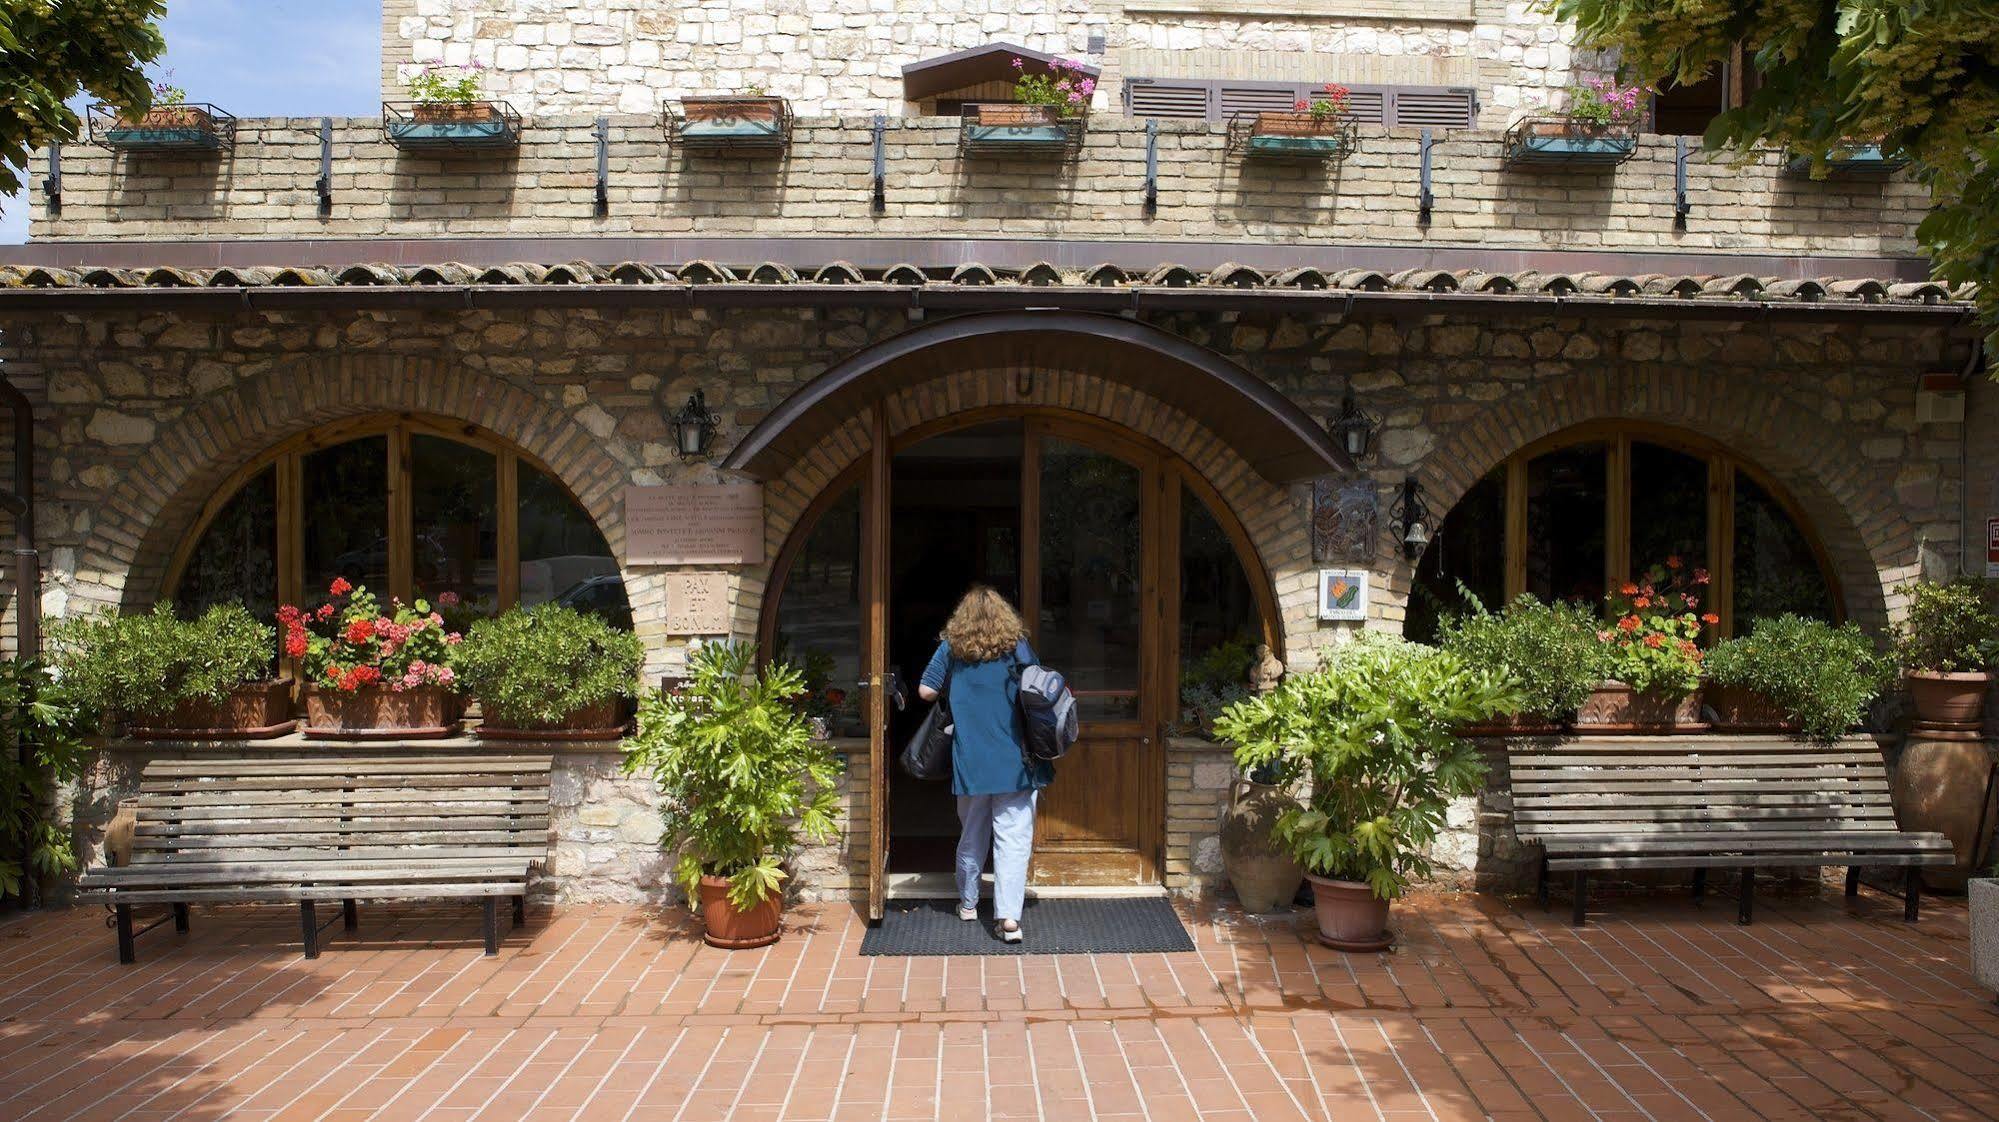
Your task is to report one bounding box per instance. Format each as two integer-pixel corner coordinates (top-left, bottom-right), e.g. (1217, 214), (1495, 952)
(665, 571), (731, 635)
(625, 483), (764, 566)
(1317, 568), (1369, 622)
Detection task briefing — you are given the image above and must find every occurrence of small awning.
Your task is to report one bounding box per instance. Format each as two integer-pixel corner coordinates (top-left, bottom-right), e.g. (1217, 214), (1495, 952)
(901, 42), (1101, 101)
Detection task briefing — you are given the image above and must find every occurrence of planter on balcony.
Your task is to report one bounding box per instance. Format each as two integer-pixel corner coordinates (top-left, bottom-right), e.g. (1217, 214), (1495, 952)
(958, 103), (1083, 158)
(126, 679), (296, 740)
(89, 103), (236, 153)
(672, 96), (791, 153)
(1502, 117), (1637, 168)
(1227, 111), (1354, 161)
(384, 100), (523, 151)
(1783, 143), (1908, 177)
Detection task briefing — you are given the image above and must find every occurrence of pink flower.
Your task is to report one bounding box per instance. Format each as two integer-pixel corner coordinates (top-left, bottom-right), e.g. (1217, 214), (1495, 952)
(444, 632), (463, 646)
(436, 666), (455, 683)
(438, 590), (461, 608)
(1010, 57), (1024, 70)
(1296, 98), (1309, 111)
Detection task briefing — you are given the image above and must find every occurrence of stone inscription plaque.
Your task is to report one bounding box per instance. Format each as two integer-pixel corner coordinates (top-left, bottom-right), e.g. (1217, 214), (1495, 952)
(665, 572), (731, 635)
(625, 483), (764, 565)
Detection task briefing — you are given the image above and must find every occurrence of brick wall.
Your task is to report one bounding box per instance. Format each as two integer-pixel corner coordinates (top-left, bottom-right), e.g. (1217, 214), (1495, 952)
(28, 117), (1928, 260)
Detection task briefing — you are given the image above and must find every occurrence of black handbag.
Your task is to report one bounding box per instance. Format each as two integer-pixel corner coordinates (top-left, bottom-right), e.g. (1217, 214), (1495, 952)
(898, 664), (953, 780)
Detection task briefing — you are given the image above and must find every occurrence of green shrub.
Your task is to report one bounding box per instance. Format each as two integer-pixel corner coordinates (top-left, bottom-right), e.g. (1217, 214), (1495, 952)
(1705, 615), (1889, 744)
(1894, 579), (1999, 674)
(48, 603), (273, 723)
(1179, 635), (1257, 733)
(0, 660), (92, 903)
(456, 603), (644, 726)
(1215, 634), (1522, 901)
(1435, 594), (1607, 720)
(623, 642), (842, 910)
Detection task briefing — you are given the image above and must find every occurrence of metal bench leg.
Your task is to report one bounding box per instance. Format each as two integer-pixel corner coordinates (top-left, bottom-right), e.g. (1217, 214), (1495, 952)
(1536, 855), (1549, 910)
(173, 903), (190, 934)
(343, 899), (358, 931)
(115, 904), (136, 964)
(1692, 868), (1707, 902)
(1738, 870), (1754, 925)
(300, 901), (319, 959)
(512, 895), (526, 928)
(483, 897), (500, 955)
(1570, 872), (1587, 927)
(1845, 868), (1861, 898)
(1905, 868), (1921, 923)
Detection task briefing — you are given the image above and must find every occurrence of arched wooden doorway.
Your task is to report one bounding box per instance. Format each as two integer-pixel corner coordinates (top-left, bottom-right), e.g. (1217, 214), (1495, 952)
(759, 406), (1282, 912)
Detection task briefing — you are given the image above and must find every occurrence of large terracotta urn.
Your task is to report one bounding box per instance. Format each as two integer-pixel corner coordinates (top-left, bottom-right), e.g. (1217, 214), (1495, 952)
(1892, 734), (1999, 892)
(1303, 874), (1392, 952)
(1219, 778), (1304, 913)
(697, 874), (783, 949)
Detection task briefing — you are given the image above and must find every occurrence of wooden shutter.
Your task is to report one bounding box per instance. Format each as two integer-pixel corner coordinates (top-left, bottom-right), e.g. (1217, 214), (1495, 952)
(1386, 88), (1476, 128)
(1340, 88), (1388, 125)
(1217, 83), (1302, 119)
(1125, 79), (1211, 119)
(1124, 77), (1474, 127)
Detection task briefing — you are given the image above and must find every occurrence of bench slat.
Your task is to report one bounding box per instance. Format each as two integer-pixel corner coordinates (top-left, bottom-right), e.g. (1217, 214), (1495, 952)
(80, 882), (530, 904)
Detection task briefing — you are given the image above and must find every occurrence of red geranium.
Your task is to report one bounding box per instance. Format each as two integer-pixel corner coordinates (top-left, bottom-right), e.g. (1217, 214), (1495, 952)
(276, 583), (461, 694)
(329, 576), (353, 597)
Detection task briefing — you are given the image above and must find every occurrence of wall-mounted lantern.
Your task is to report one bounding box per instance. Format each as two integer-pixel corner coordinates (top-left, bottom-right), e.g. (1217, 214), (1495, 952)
(672, 390), (721, 459)
(1390, 477), (1431, 560)
(1327, 391), (1379, 462)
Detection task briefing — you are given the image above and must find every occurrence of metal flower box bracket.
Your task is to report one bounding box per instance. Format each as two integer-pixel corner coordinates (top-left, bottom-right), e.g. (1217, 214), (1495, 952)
(89, 103), (236, 153)
(1226, 112), (1355, 162)
(1783, 143), (1908, 177)
(958, 103), (1084, 158)
(670, 96), (792, 154)
(384, 101), (524, 151)
(1503, 118), (1637, 169)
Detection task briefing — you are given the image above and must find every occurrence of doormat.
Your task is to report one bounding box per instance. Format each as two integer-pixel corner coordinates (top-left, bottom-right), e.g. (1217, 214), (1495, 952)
(858, 896), (1195, 956)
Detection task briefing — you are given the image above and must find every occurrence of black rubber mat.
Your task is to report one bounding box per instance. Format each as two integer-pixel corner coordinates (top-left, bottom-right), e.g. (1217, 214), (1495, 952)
(858, 896), (1195, 956)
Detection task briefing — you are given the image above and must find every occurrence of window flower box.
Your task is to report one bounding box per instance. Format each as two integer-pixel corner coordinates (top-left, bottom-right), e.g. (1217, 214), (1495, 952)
(1228, 111), (1354, 161)
(302, 683), (460, 739)
(958, 103), (1083, 158)
(478, 698), (628, 741)
(1503, 117), (1638, 168)
(1704, 684), (1800, 734)
(1783, 143), (1908, 177)
(384, 100), (523, 151)
(127, 679), (296, 741)
(89, 103), (236, 153)
(672, 95), (792, 153)
(1573, 681), (1709, 733)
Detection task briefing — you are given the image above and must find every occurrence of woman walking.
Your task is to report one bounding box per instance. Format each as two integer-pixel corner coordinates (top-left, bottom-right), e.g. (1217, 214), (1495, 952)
(917, 585), (1049, 943)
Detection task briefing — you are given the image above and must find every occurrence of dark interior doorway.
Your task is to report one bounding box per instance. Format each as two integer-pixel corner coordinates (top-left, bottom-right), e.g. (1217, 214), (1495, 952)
(887, 420), (1023, 873)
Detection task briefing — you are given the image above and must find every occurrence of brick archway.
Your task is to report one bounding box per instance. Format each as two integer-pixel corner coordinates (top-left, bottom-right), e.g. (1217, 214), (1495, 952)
(1412, 365), (1913, 629)
(72, 353), (637, 618)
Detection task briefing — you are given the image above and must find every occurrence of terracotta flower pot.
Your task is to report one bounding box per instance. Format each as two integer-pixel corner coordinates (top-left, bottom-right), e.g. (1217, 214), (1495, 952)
(1254, 110), (1339, 136)
(1457, 710), (1566, 737)
(411, 101), (496, 123)
(682, 96), (782, 123)
(302, 684), (458, 739)
(1304, 874), (1392, 951)
(127, 679), (295, 740)
(1706, 684), (1801, 734)
(1219, 778), (1304, 913)
(697, 874), (783, 949)
(1906, 671), (1991, 733)
(1573, 681), (1708, 733)
(478, 698), (627, 741)
(128, 106), (210, 129)
(975, 103), (1058, 126)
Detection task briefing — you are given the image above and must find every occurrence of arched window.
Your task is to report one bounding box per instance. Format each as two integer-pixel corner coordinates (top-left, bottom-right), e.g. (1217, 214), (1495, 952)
(168, 417), (629, 628)
(1409, 424), (1838, 642)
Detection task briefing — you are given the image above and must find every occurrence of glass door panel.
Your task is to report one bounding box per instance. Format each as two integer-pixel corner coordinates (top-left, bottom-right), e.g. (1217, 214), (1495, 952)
(1034, 437), (1144, 721)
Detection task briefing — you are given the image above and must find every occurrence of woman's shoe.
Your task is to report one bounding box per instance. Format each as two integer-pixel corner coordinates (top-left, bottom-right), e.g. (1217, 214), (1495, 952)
(999, 921), (1022, 944)
(958, 906), (978, 922)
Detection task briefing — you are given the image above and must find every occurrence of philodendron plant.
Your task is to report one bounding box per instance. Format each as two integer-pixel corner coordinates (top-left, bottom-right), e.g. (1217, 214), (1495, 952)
(1216, 634), (1523, 901)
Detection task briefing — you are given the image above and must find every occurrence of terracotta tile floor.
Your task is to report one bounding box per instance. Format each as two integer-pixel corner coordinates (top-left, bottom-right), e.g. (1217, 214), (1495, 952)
(0, 884), (1994, 1121)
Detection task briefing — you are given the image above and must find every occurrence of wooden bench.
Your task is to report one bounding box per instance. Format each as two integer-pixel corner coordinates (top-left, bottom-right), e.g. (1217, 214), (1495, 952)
(79, 755), (552, 962)
(1507, 736), (1954, 925)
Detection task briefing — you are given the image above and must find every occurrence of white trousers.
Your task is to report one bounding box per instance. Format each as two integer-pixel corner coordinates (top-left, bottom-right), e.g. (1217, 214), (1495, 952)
(955, 790), (1037, 922)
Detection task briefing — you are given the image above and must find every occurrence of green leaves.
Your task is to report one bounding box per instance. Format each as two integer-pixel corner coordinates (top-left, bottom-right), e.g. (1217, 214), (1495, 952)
(455, 603), (644, 725)
(1706, 614), (1888, 742)
(0, 657), (92, 905)
(1436, 593), (1607, 719)
(47, 603), (274, 724)
(1894, 578), (1999, 674)
(0, 0), (167, 197)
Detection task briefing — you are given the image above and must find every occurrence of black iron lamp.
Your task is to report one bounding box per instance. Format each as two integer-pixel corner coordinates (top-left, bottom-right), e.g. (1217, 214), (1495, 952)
(671, 390), (720, 458)
(1390, 477), (1431, 560)
(1327, 391), (1380, 462)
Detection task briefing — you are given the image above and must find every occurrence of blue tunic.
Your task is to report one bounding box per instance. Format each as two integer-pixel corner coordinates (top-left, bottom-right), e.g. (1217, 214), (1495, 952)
(920, 638), (1052, 797)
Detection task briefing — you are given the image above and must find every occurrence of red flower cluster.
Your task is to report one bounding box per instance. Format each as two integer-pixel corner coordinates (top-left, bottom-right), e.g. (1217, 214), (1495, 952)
(333, 664), (382, 691)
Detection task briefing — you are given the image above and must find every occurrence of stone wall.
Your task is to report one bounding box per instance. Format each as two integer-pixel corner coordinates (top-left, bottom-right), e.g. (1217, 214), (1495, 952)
(27, 117), (1929, 261)
(380, 0), (1588, 125)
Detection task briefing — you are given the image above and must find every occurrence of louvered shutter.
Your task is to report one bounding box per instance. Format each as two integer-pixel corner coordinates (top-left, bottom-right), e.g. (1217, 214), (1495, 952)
(1126, 80), (1211, 120)
(1339, 88), (1387, 125)
(1217, 83), (1302, 120)
(1387, 88), (1476, 128)
(1124, 77), (1475, 127)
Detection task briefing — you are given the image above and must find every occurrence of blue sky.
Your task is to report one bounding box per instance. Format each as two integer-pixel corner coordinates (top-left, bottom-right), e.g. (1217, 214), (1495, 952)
(0, 1), (383, 244)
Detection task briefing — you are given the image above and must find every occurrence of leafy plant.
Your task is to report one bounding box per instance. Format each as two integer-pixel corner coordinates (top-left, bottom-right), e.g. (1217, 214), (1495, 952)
(455, 603), (642, 727)
(405, 62), (484, 104)
(278, 579), (462, 693)
(1294, 82), (1351, 122)
(148, 68), (183, 106)
(1010, 55), (1096, 117)
(1894, 578), (1999, 674)
(1215, 634), (1521, 901)
(1600, 558), (1715, 696)
(47, 603), (274, 724)
(0, 0), (167, 197)
(1180, 636), (1257, 733)
(1705, 615), (1888, 744)
(0, 660), (93, 903)
(1436, 592), (1608, 720)
(1563, 76), (1645, 127)
(623, 642), (842, 910)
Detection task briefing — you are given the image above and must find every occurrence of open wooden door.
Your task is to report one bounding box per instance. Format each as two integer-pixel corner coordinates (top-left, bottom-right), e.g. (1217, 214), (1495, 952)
(862, 404), (893, 923)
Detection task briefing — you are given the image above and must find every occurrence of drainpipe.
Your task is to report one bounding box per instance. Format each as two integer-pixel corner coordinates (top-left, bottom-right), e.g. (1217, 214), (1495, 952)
(1961, 340), (1988, 579)
(0, 373), (34, 660)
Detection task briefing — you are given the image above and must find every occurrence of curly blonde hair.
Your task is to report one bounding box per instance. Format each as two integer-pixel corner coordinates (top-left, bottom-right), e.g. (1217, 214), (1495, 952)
(941, 586), (1026, 663)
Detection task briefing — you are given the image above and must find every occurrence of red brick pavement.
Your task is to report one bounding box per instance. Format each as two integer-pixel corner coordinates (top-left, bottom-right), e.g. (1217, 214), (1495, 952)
(0, 885), (1994, 1120)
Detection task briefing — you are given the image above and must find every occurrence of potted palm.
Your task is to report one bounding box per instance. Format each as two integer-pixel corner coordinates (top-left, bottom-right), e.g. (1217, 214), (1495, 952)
(457, 603), (644, 740)
(623, 642), (842, 948)
(1577, 559), (1713, 732)
(1436, 594), (1606, 734)
(47, 603), (290, 739)
(280, 579), (465, 738)
(1216, 635), (1521, 950)
(1703, 615), (1888, 742)
(1893, 579), (1998, 731)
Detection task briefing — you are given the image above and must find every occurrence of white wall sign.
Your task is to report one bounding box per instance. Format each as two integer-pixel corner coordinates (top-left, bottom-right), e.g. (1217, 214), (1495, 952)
(1317, 569), (1370, 621)
(625, 483), (764, 566)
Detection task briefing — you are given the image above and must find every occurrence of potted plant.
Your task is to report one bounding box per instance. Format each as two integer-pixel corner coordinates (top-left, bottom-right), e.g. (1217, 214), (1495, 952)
(623, 641), (842, 948)
(93, 72), (233, 151)
(387, 63), (519, 149)
(456, 603), (643, 741)
(47, 603), (289, 739)
(1216, 634), (1521, 949)
(1893, 579), (1999, 730)
(677, 83), (791, 149)
(1504, 77), (1645, 167)
(1577, 559), (1714, 732)
(405, 63), (493, 122)
(1238, 83), (1354, 158)
(961, 57), (1093, 154)
(1436, 593), (1607, 733)
(280, 579), (465, 738)
(1704, 615), (1888, 742)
